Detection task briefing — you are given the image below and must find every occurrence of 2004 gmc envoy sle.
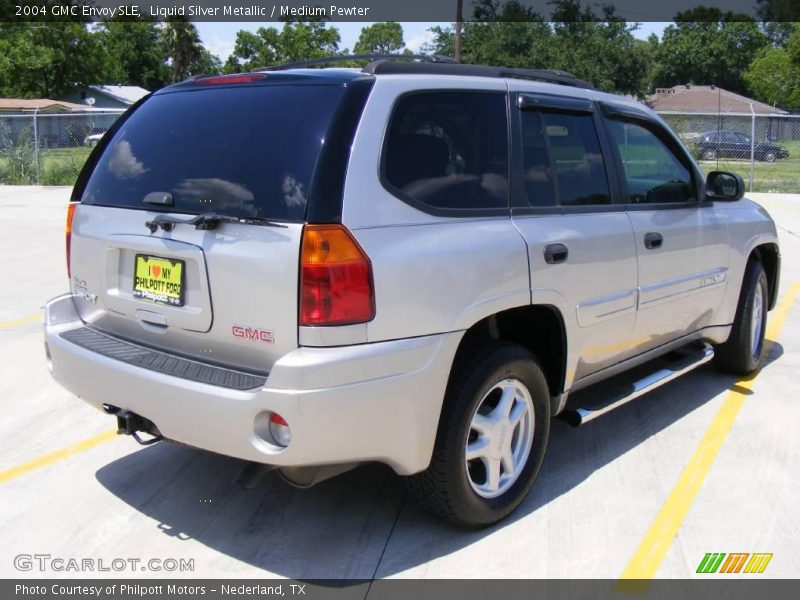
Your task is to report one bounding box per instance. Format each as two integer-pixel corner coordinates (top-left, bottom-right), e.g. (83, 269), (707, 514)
(45, 57), (781, 528)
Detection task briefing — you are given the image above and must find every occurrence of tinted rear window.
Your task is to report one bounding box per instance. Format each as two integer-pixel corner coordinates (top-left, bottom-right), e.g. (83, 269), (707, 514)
(80, 85), (345, 221)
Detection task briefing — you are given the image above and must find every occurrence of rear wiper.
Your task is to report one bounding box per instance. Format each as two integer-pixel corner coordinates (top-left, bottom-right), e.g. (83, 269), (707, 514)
(145, 213), (288, 233)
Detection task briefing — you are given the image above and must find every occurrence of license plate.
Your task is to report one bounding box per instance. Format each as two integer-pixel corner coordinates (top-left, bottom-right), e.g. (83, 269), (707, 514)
(133, 255), (185, 307)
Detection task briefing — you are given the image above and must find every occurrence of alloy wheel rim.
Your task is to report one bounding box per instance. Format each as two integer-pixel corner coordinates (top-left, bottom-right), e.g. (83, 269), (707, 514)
(751, 283), (765, 358)
(465, 378), (535, 499)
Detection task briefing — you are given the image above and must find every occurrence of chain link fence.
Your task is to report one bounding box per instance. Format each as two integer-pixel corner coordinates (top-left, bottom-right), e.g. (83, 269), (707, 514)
(0, 110), (125, 185)
(2, 107), (799, 193)
(659, 111), (800, 193)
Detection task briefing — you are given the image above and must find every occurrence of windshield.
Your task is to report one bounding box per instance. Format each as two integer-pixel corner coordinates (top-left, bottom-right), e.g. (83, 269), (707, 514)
(80, 84), (345, 221)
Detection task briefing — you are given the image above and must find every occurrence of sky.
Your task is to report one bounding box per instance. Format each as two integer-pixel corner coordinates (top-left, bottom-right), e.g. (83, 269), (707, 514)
(195, 21), (669, 62)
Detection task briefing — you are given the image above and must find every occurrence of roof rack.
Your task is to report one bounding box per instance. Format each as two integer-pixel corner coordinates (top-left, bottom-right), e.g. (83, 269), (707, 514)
(253, 54), (455, 72)
(362, 61), (594, 90)
(253, 54), (594, 90)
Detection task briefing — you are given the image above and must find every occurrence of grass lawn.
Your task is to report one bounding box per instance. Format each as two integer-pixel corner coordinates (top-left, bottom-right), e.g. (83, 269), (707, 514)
(0, 146), (92, 185)
(698, 160), (799, 193)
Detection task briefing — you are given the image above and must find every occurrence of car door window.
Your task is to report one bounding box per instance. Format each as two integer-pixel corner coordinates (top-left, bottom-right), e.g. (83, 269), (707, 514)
(383, 91), (509, 212)
(539, 112), (611, 206)
(608, 119), (696, 204)
(519, 111), (557, 207)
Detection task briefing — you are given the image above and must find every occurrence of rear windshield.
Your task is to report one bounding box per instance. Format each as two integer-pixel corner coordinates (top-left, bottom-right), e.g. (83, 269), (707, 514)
(80, 84), (345, 221)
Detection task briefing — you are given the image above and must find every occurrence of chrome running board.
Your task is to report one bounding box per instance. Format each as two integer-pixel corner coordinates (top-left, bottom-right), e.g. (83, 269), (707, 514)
(561, 343), (715, 426)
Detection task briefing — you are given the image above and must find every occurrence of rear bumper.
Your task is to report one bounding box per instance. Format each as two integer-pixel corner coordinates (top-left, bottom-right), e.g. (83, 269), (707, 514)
(45, 294), (462, 475)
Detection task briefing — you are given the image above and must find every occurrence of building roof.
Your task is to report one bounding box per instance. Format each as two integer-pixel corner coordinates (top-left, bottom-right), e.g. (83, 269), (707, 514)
(87, 85), (149, 105)
(647, 85), (787, 115)
(0, 98), (87, 112)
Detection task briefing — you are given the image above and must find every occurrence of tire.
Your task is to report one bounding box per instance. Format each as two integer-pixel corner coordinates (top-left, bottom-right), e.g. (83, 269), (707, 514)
(702, 149), (717, 161)
(713, 260), (769, 375)
(406, 341), (551, 528)
(764, 151), (777, 163)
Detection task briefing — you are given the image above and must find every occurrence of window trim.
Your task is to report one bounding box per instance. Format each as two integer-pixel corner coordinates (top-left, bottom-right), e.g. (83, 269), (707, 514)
(599, 103), (707, 210)
(511, 94), (623, 214)
(378, 89), (512, 218)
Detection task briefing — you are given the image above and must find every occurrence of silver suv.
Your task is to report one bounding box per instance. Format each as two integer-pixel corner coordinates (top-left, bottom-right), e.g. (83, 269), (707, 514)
(45, 58), (781, 528)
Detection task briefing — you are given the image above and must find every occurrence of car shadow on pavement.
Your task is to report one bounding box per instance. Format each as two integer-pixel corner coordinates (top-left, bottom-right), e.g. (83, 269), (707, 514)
(95, 343), (784, 579)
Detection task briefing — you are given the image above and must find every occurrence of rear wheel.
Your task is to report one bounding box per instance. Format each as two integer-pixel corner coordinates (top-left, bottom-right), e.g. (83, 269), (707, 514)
(714, 260), (768, 375)
(406, 342), (550, 528)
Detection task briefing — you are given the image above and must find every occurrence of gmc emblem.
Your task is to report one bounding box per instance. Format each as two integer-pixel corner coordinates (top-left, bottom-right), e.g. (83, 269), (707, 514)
(231, 325), (274, 344)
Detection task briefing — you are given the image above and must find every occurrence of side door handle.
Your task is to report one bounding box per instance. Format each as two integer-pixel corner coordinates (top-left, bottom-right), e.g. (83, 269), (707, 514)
(644, 232), (663, 249)
(544, 243), (569, 264)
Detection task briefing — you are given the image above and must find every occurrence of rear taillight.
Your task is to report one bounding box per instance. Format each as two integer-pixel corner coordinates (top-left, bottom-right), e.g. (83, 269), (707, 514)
(65, 203), (76, 279)
(300, 224), (375, 326)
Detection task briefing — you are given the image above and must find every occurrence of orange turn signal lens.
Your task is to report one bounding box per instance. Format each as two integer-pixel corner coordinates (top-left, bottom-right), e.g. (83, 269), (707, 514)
(299, 224), (375, 326)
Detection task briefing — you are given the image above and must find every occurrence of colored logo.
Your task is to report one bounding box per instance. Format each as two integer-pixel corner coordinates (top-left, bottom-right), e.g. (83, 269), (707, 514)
(231, 325), (274, 344)
(696, 552), (772, 574)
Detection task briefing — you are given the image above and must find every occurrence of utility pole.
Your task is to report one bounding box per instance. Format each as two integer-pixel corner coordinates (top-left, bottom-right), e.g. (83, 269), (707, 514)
(455, 0), (463, 63)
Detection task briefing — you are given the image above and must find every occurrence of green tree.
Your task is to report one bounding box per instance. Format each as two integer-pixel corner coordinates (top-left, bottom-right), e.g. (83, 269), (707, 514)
(163, 17), (207, 82)
(745, 24), (800, 109)
(100, 16), (170, 90)
(548, 1), (651, 97)
(650, 8), (768, 94)
(757, 0), (800, 21)
(423, 0), (650, 97)
(225, 21), (340, 72)
(0, 20), (109, 98)
(353, 22), (404, 55)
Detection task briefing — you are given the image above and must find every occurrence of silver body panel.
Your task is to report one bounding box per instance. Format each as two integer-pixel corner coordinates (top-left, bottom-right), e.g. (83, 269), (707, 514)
(47, 73), (780, 475)
(69, 205), (302, 373)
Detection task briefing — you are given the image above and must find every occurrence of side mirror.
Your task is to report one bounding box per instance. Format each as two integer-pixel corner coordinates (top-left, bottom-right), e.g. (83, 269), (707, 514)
(705, 171), (744, 202)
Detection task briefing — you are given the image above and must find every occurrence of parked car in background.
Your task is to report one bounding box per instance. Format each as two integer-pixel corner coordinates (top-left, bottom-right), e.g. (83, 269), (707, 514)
(696, 130), (789, 162)
(83, 129), (107, 147)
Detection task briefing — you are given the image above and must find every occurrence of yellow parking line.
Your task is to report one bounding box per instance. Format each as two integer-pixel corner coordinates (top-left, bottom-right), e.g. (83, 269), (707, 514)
(0, 313), (42, 328)
(617, 282), (800, 589)
(0, 430), (117, 484)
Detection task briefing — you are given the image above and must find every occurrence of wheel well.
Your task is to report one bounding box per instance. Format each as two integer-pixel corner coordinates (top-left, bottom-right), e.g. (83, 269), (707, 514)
(455, 305), (567, 398)
(750, 243), (780, 310)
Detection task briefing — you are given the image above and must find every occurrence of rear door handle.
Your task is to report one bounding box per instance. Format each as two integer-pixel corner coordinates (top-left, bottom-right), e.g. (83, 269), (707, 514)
(644, 232), (663, 249)
(544, 243), (569, 264)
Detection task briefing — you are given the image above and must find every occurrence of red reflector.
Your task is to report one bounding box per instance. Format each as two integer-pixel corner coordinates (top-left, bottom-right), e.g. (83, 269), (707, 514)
(300, 225), (375, 327)
(269, 413), (288, 426)
(194, 73), (267, 86)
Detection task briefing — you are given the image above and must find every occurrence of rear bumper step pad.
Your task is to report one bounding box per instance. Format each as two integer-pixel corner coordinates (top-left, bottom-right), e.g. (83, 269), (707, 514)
(60, 327), (267, 391)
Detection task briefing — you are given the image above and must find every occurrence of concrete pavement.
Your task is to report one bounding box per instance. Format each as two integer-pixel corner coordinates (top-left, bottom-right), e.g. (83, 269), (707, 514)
(1, 187), (798, 580)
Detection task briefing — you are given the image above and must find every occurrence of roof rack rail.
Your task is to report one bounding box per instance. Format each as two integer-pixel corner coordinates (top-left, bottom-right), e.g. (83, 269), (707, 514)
(253, 54), (455, 72)
(361, 61), (594, 90)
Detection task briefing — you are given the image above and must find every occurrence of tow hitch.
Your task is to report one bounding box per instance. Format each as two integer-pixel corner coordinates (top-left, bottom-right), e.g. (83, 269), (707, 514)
(103, 404), (163, 446)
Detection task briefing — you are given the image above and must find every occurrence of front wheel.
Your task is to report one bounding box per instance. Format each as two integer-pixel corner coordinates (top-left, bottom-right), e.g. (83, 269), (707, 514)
(406, 342), (551, 528)
(714, 260), (769, 375)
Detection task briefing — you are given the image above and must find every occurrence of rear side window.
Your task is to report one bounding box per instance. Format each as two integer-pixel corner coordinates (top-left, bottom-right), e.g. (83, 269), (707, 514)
(540, 112), (610, 206)
(80, 85), (345, 221)
(382, 91), (509, 212)
(608, 120), (696, 204)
